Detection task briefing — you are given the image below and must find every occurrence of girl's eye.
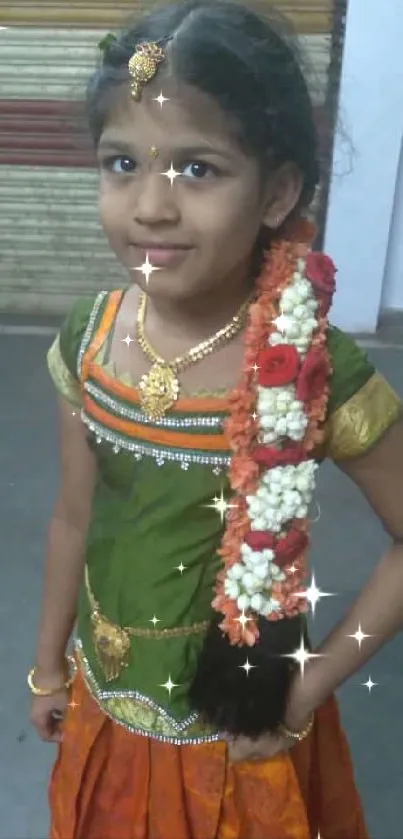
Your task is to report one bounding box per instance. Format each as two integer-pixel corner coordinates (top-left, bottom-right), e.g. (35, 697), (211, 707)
(181, 161), (214, 180)
(102, 156), (136, 174)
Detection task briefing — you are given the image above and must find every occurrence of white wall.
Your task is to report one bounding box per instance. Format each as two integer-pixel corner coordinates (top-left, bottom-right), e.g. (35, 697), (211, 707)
(382, 139), (403, 312)
(324, 0), (403, 333)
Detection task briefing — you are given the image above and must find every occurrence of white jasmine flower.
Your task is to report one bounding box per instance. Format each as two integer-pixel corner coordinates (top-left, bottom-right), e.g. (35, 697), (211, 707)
(227, 563), (244, 581)
(237, 593), (251, 611)
(250, 593), (265, 612)
(242, 571), (263, 595)
(224, 578), (240, 599)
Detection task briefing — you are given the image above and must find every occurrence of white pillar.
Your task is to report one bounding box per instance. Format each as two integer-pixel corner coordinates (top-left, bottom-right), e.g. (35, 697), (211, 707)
(324, 0), (403, 333)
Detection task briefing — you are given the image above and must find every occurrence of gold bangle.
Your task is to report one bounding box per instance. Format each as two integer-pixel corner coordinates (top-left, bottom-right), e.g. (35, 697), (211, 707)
(27, 655), (77, 697)
(278, 713), (314, 743)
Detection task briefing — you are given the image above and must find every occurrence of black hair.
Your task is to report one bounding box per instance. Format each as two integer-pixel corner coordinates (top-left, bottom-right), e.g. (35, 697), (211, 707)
(86, 0), (321, 213)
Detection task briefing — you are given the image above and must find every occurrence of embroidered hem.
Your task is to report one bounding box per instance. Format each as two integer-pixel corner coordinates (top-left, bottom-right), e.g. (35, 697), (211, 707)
(75, 639), (221, 745)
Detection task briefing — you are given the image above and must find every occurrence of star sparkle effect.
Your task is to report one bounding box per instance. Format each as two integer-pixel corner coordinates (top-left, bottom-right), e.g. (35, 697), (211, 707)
(294, 572), (336, 618)
(348, 623), (372, 649)
(68, 699), (79, 711)
(150, 615), (161, 627)
(161, 163), (181, 186)
(133, 253), (161, 285)
(282, 636), (324, 677)
(203, 487), (238, 524)
(153, 91), (170, 107)
(234, 609), (253, 632)
(122, 333), (134, 347)
(273, 309), (296, 334)
(175, 562), (187, 574)
(160, 675), (179, 696)
(239, 658), (256, 676)
(362, 676), (378, 693)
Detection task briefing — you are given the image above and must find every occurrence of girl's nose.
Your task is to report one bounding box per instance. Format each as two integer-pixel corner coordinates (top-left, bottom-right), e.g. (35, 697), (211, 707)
(133, 172), (180, 226)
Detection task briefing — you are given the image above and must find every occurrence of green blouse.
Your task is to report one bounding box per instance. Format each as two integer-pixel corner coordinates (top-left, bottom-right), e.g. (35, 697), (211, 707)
(47, 290), (401, 744)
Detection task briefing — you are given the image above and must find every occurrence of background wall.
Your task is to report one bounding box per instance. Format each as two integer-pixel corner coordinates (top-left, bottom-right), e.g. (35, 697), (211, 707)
(325, 0), (403, 333)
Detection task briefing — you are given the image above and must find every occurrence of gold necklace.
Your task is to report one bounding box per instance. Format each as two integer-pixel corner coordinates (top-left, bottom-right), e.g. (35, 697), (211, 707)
(137, 291), (252, 420)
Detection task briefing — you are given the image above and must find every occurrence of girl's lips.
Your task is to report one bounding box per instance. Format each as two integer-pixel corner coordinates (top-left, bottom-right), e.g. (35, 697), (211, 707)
(132, 246), (191, 267)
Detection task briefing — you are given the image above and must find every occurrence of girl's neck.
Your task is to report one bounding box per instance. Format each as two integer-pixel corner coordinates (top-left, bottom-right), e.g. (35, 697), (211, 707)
(142, 271), (255, 344)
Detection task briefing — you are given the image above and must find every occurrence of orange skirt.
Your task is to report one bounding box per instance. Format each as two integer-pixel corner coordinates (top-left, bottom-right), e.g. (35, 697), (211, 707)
(49, 666), (368, 839)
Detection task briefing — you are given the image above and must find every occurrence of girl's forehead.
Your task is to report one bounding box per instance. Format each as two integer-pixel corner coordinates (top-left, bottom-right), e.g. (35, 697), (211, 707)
(100, 78), (242, 152)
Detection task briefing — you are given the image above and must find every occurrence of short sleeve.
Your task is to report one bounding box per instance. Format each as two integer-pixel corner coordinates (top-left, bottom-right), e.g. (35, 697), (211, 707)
(47, 296), (97, 406)
(324, 326), (402, 460)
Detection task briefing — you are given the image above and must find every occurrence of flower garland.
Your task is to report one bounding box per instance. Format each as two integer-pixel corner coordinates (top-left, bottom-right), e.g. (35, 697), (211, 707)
(213, 220), (336, 646)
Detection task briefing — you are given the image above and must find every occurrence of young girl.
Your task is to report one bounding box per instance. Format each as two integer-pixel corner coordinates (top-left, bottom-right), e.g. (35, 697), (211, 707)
(30, 1), (403, 837)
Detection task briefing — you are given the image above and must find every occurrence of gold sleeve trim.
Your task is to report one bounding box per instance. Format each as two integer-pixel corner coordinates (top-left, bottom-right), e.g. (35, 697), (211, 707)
(47, 335), (81, 407)
(325, 372), (402, 461)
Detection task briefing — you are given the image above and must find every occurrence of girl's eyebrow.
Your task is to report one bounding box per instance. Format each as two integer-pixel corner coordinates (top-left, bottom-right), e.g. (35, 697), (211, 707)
(97, 137), (237, 160)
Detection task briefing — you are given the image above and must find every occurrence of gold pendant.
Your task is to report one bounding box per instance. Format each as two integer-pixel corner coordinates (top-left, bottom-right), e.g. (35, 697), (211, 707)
(139, 362), (180, 420)
(91, 610), (131, 682)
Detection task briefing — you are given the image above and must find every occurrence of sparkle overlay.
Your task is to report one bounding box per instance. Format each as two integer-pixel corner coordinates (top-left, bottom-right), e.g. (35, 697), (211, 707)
(294, 572), (336, 618)
(362, 676), (378, 692)
(233, 609), (252, 632)
(273, 310), (296, 334)
(175, 563), (187, 574)
(282, 636), (324, 677)
(153, 91), (170, 107)
(68, 699), (79, 711)
(239, 658), (255, 676)
(348, 624), (372, 649)
(150, 616), (161, 626)
(161, 163), (181, 186)
(160, 676), (179, 696)
(122, 334), (134, 347)
(133, 253), (161, 285)
(204, 487), (238, 524)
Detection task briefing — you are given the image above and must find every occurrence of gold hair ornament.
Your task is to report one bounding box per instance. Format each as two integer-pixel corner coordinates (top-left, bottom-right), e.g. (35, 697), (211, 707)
(128, 41), (166, 101)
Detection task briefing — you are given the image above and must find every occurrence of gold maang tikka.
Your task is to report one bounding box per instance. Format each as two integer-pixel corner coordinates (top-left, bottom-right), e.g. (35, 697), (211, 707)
(128, 41), (165, 101)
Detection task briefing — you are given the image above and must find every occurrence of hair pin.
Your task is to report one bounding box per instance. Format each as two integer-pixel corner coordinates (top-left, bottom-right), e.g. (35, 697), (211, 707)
(128, 42), (166, 101)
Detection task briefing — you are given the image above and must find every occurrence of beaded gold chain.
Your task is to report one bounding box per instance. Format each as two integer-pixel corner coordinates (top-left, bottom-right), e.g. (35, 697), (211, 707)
(136, 291), (252, 421)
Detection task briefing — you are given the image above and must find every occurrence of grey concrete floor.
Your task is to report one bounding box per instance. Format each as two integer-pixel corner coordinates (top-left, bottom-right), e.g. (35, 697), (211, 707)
(1, 333), (403, 839)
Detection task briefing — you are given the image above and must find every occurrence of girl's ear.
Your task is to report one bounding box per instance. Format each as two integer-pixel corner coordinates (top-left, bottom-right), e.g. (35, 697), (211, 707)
(261, 162), (304, 230)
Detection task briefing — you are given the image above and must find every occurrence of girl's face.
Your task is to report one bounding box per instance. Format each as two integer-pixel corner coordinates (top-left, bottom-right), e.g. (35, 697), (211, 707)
(97, 76), (301, 302)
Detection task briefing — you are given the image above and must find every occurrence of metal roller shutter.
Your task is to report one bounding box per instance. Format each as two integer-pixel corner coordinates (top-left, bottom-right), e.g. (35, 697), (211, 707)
(0, 1), (338, 315)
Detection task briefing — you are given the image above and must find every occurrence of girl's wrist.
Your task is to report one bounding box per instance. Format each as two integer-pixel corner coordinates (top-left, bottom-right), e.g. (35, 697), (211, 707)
(284, 672), (319, 730)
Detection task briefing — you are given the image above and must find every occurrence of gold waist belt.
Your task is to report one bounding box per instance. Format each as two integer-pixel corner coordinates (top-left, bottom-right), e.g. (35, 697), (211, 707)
(84, 565), (209, 682)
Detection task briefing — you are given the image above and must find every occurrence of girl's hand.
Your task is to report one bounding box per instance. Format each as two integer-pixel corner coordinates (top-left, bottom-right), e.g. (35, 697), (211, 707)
(227, 730), (294, 763)
(29, 666), (70, 743)
(30, 689), (69, 743)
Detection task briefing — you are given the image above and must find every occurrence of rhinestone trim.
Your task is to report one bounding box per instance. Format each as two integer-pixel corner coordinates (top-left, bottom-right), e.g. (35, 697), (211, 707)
(81, 411), (231, 468)
(77, 291), (108, 380)
(75, 639), (221, 744)
(84, 381), (225, 430)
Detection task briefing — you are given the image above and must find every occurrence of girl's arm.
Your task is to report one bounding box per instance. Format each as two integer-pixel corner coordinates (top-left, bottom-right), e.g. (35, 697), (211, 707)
(285, 416), (403, 728)
(34, 397), (96, 687)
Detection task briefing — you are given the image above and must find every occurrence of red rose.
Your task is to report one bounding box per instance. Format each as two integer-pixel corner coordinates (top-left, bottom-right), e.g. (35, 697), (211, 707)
(257, 345), (300, 388)
(275, 528), (308, 566)
(253, 443), (306, 468)
(244, 531), (276, 551)
(296, 347), (331, 403)
(306, 252), (336, 296)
